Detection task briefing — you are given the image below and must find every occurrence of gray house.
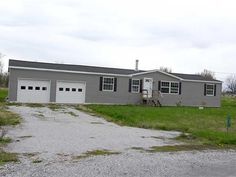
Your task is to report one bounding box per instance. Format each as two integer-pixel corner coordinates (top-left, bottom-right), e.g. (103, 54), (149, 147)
(8, 59), (222, 107)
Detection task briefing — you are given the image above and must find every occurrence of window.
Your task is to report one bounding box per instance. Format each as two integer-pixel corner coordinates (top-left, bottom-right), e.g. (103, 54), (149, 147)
(35, 87), (40, 90)
(160, 81), (179, 94)
(78, 88), (83, 92)
(161, 82), (170, 93)
(28, 86), (33, 90)
(131, 79), (140, 93)
(21, 86), (26, 90)
(171, 83), (179, 94)
(72, 88), (76, 92)
(59, 87), (63, 91)
(65, 88), (70, 92)
(103, 77), (114, 91)
(206, 84), (214, 96)
(42, 87), (47, 91)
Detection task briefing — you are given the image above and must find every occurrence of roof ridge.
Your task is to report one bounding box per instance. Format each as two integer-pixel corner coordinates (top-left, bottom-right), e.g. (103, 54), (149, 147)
(9, 59), (145, 72)
(172, 72), (200, 75)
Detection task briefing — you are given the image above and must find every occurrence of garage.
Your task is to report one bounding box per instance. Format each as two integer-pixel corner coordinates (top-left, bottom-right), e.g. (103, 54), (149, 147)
(56, 81), (86, 103)
(17, 79), (51, 103)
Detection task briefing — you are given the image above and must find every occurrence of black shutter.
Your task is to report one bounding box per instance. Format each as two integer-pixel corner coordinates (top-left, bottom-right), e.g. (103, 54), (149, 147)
(179, 82), (182, 95)
(128, 79), (132, 92)
(158, 81), (161, 91)
(204, 84), (207, 96)
(99, 77), (103, 91)
(140, 79), (143, 93)
(214, 84), (216, 96)
(114, 78), (117, 92)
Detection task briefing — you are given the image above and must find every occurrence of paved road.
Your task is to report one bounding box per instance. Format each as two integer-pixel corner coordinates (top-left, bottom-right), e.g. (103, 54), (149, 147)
(1, 106), (236, 177)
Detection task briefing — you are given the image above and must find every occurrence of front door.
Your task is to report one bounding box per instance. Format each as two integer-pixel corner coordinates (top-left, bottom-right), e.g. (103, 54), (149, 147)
(143, 78), (153, 98)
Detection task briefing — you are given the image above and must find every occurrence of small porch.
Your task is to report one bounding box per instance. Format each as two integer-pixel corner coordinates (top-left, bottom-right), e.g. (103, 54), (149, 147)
(141, 89), (162, 107)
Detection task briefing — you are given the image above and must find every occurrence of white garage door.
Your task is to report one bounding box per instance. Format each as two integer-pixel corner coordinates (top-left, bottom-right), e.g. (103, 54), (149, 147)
(17, 79), (50, 103)
(56, 81), (86, 103)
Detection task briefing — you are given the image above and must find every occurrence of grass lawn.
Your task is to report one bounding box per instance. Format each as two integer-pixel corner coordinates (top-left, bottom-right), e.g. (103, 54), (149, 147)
(85, 97), (236, 146)
(0, 151), (18, 165)
(0, 88), (8, 102)
(0, 88), (20, 126)
(0, 88), (20, 165)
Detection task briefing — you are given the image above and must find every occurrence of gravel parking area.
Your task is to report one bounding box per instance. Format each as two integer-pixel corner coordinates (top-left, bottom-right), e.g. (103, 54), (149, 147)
(1, 106), (236, 177)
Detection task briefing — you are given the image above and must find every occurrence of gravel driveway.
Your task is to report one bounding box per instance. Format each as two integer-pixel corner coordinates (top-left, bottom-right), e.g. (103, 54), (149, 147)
(1, 106), (236, 177)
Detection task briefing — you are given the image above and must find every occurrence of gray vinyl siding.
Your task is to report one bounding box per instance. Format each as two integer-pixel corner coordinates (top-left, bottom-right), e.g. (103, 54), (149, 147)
(8, 68), (140, 104)
(181, 81), (221, 107)
(156, 82), (221, 107)
(8, 68), (222, 107)
(129, 72), (221, 107)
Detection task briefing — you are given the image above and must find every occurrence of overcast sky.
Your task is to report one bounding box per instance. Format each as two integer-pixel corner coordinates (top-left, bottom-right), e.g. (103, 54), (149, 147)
(1, 0), (236, 81)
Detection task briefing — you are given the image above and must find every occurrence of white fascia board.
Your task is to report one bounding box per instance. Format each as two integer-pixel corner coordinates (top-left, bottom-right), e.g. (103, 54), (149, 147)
(181, 79), (222, 84)
(9, 66), (130, 77)
(131, 69), (183, 80)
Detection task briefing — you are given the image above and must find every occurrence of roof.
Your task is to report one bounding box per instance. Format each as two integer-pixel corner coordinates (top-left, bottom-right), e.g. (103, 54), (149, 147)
(171, 73), (221, 82)
(9, 59), (222, 83)
(9, 59), (144, 75)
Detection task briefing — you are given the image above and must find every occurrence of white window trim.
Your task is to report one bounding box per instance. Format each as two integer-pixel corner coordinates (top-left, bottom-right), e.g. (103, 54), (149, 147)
(131, 79), (140, 93)
(102, 76), (114, 92)
(170, 82), (179, 94)
(206, 84), (215, 96)
(160, 81), (179, 95)
(160, 81), (170, 94)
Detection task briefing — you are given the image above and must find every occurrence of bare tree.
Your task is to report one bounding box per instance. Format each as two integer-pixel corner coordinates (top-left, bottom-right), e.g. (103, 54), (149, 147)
(0, 53), (4, 74)
(226, 75), (236, 94)
(0, 53), (8, 88)
(1, 72), (9, 87)
(0, 53), (4, 87)
(198, 69), (215, 79)
(159, 67), (172, 73)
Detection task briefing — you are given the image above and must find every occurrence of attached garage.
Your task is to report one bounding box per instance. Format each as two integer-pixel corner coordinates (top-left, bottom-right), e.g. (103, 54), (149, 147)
(17, 79), (51, 103)
(56, 81), (86, 103)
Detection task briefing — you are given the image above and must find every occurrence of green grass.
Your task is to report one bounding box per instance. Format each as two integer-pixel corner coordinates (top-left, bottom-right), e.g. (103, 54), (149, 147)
(73, 150), (120, 160)
(24, 103), (44, 108)
(0, 151), (18, 165)
(0, 137), (11, 144)
(0, 108), (21, 126)
(0, 88), (20, 165)
(85, 97), (236, 146)
(0, 88), (8, 102)
(147, 144), (224, 152)
(48, 104), (64, 111)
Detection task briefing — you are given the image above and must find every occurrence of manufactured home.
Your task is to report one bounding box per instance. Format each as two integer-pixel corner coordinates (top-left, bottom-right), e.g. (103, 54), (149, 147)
(8, 59), (222, 107)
